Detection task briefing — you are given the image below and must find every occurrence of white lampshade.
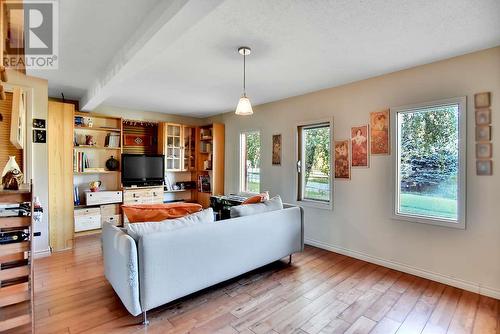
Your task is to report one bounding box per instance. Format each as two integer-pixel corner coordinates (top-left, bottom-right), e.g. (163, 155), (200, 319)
(235, 95), (253, 115)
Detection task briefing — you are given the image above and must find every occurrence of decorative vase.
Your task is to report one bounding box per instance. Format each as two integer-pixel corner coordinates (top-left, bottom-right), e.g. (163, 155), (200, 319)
(2, 156), (23, 190)
(105, 156), (119, 171)
(2, 156), (20, 177)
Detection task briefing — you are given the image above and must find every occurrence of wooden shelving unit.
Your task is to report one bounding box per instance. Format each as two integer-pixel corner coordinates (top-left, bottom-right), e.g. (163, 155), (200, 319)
(73, 112), (123, 236)
(0, 187), (34, 333)
(196, 123), (225, 208)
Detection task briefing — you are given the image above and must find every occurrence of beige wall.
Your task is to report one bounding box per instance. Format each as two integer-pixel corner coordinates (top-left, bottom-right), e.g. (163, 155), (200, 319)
(214, 47), (500, 297)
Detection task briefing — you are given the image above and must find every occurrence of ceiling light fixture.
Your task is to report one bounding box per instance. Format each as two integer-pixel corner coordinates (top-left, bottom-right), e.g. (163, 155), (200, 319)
(235, 46), (253, 116)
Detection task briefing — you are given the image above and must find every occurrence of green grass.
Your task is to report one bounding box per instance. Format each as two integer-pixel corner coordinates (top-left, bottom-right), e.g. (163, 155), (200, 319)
(400, 193), (457, 219)
(304, 190), (329, 201)
(247, 181), (260, 193)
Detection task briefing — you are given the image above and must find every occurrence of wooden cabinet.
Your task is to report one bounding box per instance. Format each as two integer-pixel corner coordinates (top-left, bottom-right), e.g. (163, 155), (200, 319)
(48, 101), (75, 251)
(158, 123), (197, 172)
(0, 188), (34, 333)
(158, 123), (182, 171)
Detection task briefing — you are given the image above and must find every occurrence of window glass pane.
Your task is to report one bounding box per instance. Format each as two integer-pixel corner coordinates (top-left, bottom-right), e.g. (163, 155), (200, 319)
(303, 125), (330, 201)
(398, 104), (459, 220)
(243, 131), (260, 193)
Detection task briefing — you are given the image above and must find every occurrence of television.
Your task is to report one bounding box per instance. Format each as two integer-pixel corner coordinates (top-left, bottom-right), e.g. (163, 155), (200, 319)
(121, 154), (164, 187)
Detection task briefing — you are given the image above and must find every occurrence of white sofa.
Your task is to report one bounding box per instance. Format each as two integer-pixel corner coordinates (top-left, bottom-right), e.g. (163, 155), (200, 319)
(101, 204), (304, 320)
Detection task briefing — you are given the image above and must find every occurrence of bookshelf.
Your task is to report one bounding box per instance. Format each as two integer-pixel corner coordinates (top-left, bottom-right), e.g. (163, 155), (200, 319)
(196, 123), (224, 208)
(73, 113), (123, 235)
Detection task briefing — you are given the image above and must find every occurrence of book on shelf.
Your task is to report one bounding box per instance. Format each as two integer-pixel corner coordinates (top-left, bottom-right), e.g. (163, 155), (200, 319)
(198, 175), (211, 192)
(200, 141), (212, 153)
(73, 151), (90, 172)
(74, 186), (80, 206)
(105, 133), (121, 148)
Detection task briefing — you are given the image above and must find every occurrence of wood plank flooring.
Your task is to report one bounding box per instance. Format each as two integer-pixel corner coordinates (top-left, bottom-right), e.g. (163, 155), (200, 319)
(28, 235), (499, 334)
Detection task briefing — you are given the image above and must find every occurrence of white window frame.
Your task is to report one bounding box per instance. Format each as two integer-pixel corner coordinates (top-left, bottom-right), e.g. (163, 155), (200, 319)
(391, 97), (467, 229)
(295, 118), (334, 210)
(239, 130), (261, 195)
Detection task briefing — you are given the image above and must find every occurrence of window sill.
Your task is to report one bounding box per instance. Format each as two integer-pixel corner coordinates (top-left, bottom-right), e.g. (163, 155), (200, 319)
(392, 213), (465, 229)
(297, 200), (332, 211)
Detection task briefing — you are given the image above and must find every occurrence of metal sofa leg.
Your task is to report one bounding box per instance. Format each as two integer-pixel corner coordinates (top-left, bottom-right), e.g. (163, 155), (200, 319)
(142, 311), (150, 326)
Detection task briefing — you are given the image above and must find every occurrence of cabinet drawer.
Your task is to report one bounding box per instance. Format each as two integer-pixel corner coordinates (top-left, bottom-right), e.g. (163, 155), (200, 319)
(150, 187), (163, 203)
(74, 207), (100, 217)
(102, 214), (122, 226)
(75, 215), (101, 232)
(123, 189), (149, 202)
(100, 204), (120, 216)
(86, 191), (122, 206)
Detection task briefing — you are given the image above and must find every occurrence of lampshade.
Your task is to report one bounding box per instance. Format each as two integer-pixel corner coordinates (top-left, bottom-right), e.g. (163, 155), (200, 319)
(235, 95), (253, 115)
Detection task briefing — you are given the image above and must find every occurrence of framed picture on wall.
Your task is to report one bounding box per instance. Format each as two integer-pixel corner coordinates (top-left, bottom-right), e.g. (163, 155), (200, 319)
(33, 118), (46, 129)
(351, 125), (369, 167)
(476, 143), (492, 159)
(474, 92), (491, 108)
(475, 109), (491, 125)
(476, 125), (491, 142)
(370, 109), (390, 155)
(33, 129), (46, 143)
(476, 160), (492, 176)
(334, 140), (350, 179)
(272, 134), (282, 165)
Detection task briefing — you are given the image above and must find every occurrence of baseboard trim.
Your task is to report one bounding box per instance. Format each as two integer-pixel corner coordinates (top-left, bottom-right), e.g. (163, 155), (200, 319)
(305, 238), (500, 300)
(34, 248), (51, 258)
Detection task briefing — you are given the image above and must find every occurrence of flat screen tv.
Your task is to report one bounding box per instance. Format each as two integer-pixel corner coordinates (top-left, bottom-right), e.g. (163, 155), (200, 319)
(121, 154), (164, 187)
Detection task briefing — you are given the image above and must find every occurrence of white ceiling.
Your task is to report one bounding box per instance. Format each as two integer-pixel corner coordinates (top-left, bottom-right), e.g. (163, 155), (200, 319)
(28, 0), (500, 117)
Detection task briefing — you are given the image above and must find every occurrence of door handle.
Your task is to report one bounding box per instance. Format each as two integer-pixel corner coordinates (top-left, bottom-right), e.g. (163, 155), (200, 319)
(296, 160), (301, 173)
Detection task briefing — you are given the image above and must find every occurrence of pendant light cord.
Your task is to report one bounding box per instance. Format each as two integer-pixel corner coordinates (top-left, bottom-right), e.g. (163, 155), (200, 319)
(243, 53), (246, 96)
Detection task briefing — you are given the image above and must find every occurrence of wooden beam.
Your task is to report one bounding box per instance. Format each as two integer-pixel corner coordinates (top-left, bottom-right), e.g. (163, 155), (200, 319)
(80, 0), (225, 111)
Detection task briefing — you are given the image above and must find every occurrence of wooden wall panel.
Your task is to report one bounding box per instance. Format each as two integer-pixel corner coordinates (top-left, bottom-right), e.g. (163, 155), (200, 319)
(0, 92), (23, 172)
(122, 122), (158, 155)
(48, 101), (74, 251)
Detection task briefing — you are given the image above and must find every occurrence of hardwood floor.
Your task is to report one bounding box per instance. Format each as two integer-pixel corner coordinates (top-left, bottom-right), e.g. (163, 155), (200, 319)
(29, 235), (499, 334)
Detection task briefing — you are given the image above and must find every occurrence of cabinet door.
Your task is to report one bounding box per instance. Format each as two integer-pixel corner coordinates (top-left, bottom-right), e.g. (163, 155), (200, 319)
(183, 126), (196, 171)
(165, 123), (182, 171)
(48, 101), (75, 251)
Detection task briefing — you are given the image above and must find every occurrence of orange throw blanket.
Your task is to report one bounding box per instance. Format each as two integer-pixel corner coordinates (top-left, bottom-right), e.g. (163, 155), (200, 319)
(122, 203), (203, 223)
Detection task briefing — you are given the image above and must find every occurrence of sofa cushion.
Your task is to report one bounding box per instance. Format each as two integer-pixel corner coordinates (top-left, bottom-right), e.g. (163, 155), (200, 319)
(242, 191), (270, 204)
(122, 203), (202, 223)
(230, 196), (283, 218)
(126, 208), (214, 241)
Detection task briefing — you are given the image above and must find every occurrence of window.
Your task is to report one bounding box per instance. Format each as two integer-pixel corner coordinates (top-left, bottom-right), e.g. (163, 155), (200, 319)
(297, 121), (333, 206)
(240, 131), (261, 193)
(393, 97), (466, 228)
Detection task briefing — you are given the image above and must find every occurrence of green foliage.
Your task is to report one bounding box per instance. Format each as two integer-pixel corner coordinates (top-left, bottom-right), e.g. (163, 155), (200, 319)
(245, 132), (261, 168)
(304, 127), (330, 178)
(400, 106), (459, 193)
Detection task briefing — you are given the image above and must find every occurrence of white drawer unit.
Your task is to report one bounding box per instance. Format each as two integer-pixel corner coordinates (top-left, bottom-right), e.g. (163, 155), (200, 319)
(85, 190), (123, 206)
(74, 207), (101, 232)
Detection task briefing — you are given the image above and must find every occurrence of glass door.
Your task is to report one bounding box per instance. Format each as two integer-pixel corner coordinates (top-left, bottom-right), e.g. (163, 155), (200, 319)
(166, 124), (182, 171)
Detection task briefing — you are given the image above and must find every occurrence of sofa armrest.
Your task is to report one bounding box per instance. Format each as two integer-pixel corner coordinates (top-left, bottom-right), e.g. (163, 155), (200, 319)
(102, 222), (142, 316)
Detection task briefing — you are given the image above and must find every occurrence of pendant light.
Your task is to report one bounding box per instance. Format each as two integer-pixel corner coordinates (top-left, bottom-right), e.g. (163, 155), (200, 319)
(235, 46), (253, 115)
